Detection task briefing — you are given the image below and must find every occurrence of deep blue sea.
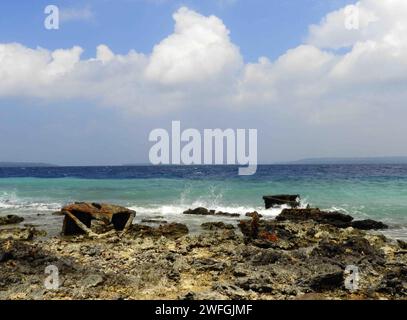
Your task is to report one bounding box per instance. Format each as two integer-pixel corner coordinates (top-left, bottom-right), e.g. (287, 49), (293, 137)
(1, 165), (406, 239)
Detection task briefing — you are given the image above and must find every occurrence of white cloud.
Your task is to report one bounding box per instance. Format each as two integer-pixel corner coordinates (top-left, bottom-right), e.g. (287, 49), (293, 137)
(1, 1), (407, 125)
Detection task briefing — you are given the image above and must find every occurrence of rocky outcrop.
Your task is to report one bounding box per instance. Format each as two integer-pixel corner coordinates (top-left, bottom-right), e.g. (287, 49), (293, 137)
(276, 208), (353, 228)
(59, 202), (136, 236)
(276, 208), (388, 230)
(263, 195), (300, 209)
(183, 207), (240, 217)
(0, 200), (405, 300)
(0, 215), (24, 226)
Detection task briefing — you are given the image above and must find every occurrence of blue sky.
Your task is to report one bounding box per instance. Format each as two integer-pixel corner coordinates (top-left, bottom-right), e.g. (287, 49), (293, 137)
(0, 0), (351, 60)
(1, 0), (406, 165)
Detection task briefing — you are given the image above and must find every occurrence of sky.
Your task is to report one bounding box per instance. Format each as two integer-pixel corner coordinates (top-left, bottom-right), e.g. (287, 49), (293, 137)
(0, 0), (406, 165)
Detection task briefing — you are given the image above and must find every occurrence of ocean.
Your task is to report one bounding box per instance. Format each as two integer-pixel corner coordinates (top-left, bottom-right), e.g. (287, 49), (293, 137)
(1, 164), (406, 239)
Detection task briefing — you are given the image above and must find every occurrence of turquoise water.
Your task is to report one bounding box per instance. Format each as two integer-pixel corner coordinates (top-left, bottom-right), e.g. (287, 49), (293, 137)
(0, 165), (406, 239)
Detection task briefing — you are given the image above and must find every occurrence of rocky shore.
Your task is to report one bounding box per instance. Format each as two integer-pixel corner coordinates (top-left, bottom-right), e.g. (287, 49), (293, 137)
(0, 202), (406, 300)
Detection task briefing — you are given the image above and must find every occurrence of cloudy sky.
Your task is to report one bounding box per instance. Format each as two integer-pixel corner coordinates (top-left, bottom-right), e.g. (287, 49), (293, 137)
(0, 0), (406, 165)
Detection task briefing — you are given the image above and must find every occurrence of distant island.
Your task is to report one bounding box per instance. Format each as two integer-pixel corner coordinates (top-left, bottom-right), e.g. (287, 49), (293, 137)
(282, 157), (407, 165)
(0, 162), (57, 167)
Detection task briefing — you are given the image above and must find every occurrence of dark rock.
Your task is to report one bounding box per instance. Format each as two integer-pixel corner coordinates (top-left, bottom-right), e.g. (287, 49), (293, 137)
(309, 271), (344, 292)
(0, 215), (24, 226)
(201, 222), (235, 231)
(351, 219), (388, 230)
(277, 208), (353, 228)
(184, 207), (240, 217)
(183, 207), (210, 215)
(397, 240), (407, 250)
(263, 195), (300, 209)
(60, 202), (136, 235)
(141, 219), (168, 224)
(0, 251), (12, 263)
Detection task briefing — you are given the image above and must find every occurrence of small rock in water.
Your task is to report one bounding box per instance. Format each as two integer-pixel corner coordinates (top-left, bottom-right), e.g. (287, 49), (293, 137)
(183, 207), (240, 217)
(351, 219), (388, 230)
(0, 228), (35, 241)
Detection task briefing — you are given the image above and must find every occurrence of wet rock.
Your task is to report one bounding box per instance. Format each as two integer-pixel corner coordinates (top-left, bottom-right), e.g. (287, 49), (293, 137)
(277, 208), (353, 228)
(201, 222), (235, 231)
(0, 215), (24, 226)
(351, 219), (388, 230)
(183, 207), (210, 215)
(263, 195), (300, 209)
(0, 228), (35, 241)
(60, 202), (136, 236)
(184, 207), (240, 217)
(309, 271), (344, 292)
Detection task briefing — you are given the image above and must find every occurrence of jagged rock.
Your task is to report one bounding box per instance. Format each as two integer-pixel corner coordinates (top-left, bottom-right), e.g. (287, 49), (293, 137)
(309, 271), (344, 292)
(263, 195), (300, 209)
(183, 207), (240, 217)
(276, 208), (353, 228)
(351, 219), (388, 230)
(0, 215), (24, 226)
(60, 202), (136, 236)
(0, 228), (35, 241)
(201, 222), (235, 231)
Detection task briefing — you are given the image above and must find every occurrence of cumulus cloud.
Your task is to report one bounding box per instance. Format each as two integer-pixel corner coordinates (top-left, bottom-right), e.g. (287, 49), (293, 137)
(1, 1), (407, 123)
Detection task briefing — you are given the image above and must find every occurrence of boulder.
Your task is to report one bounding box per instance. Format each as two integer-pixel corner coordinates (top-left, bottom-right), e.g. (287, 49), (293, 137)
(276, 208), (353, 228)
(263, 195), (300, 209)
(0, 215), (24, 226)
(351, 219), (388, 230)
(60, 202), (136, 236)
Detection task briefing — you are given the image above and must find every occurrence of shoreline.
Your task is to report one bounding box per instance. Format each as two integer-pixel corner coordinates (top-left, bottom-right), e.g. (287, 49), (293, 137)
(1, 204), (406, 300)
